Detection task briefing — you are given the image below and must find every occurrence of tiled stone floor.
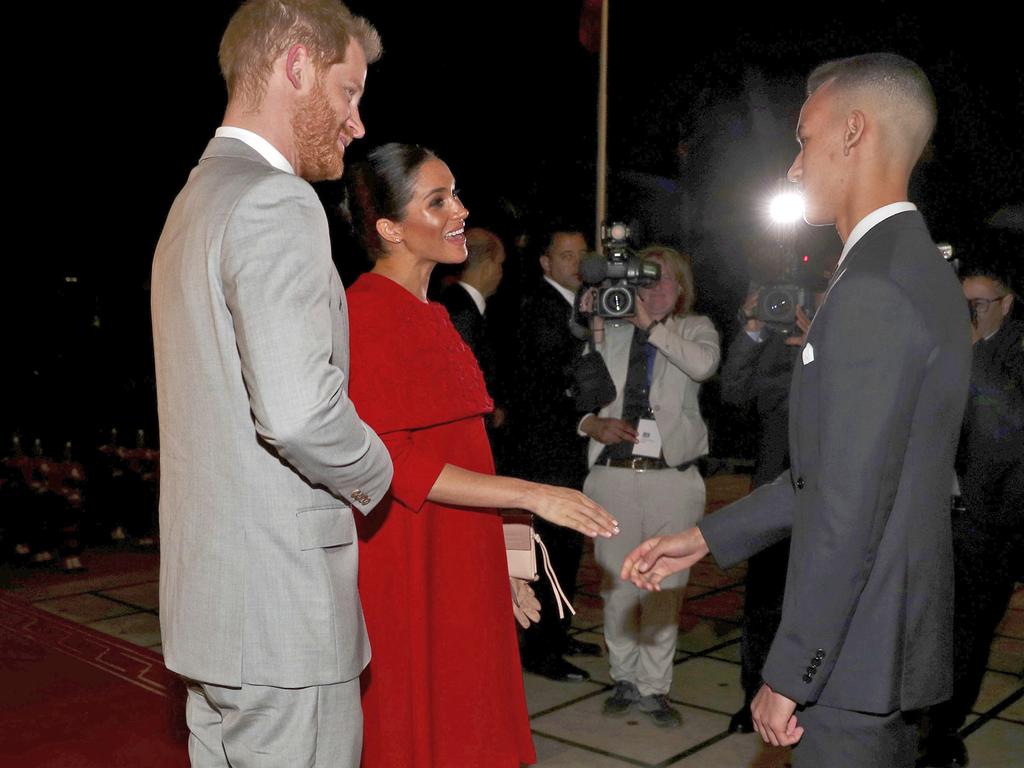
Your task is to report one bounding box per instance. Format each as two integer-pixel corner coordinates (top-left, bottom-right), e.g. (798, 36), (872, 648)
(3, 474), (1021, 767)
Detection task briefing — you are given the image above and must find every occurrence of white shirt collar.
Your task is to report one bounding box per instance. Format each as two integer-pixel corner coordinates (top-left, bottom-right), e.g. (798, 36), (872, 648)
(215, 126), (294, 174)
(543, 275), (576, 305)
(457, 282), (487, 315)
(838, 202), (917, 269)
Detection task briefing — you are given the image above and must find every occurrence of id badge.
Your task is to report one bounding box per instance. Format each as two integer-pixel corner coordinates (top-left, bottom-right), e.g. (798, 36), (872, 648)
(633, 417), (663, 458)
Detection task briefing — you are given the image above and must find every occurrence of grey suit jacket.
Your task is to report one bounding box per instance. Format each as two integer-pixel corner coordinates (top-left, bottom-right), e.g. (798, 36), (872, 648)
(701, 211), (972, 714)
(152, 137), (393, 688)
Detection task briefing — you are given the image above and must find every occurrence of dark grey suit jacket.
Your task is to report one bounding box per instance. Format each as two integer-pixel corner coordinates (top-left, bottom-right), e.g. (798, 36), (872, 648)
(701, 211), (972, 714)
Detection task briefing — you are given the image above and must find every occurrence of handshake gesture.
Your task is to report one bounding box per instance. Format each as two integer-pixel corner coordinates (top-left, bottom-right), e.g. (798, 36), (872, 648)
(619, 526), (710, 589)
(621, 525), (804, 747)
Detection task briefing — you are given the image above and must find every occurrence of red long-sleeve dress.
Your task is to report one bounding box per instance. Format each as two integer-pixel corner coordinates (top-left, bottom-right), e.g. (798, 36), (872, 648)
(347, 272), (536, 768)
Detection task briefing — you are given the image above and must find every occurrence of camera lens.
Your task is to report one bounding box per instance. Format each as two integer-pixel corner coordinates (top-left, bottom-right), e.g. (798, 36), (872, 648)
(761, 289), (794, 321)
(601, 286), (633, 317)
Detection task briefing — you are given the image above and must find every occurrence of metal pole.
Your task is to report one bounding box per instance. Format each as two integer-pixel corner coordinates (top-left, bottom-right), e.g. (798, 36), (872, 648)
(596, 0), (609, 251)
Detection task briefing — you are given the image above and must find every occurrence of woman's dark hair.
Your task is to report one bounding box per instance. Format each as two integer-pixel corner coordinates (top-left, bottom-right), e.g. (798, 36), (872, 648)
(342, 143), (438, 260)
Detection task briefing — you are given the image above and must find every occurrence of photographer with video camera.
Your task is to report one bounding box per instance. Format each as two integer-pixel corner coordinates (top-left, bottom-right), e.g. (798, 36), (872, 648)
(578, 242), (720, 727)
(718, 275), (825, 733)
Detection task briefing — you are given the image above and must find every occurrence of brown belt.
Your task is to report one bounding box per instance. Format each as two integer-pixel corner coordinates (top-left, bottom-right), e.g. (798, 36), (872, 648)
(601, 456), (698, 472)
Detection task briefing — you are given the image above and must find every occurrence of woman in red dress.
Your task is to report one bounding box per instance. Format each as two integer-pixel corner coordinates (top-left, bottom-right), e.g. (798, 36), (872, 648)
(343, 143), (618, 767)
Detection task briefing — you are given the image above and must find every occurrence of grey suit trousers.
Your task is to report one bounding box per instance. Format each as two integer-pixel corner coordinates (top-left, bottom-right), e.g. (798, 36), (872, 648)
(186, 679), (361, 767)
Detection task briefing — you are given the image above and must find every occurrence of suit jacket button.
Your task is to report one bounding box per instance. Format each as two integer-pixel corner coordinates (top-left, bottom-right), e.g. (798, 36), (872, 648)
(802, 674), (813, 683)
(796, 477), (805, 490)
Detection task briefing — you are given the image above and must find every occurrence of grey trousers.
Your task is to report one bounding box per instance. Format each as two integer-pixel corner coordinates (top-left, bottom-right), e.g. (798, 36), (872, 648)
(793, 703), (918, 768)
(587, 464), (705, 696)
(186, 677), (362, 768)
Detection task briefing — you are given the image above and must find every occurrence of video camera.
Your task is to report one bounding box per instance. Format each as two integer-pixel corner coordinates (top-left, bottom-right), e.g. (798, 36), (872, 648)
(580, 222), (661, 318)
(752, 255), (820, 335)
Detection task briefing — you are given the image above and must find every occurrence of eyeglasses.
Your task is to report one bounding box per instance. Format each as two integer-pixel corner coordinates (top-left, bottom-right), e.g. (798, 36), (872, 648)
(967, 296), (1007, 312)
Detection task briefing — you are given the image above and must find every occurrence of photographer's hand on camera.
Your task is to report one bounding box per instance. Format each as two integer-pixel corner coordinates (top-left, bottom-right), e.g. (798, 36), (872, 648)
(579, 414), (639, 446)
(783, 305), (812, 347)
(579, 288), (605, 337)
(741, 290), (765, 335)
(628, 292), (657, 332)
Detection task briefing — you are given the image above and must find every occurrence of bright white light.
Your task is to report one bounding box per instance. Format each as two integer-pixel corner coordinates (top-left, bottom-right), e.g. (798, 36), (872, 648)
(769, 193), (805, 224)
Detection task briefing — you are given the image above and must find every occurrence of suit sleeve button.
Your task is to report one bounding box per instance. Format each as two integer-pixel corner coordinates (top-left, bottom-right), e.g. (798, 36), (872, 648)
(802, 674), (813, 683)
(796, 477), (805, 490)
(816, 649), (825, 659)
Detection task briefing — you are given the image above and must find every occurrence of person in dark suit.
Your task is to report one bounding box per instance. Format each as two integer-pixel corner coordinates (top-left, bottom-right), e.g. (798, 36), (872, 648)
(919, 261), (1023, 768)
(718, 290), (802, 733)
(513, 226), (602, 682)
(621, 53), (972, 767)
(440, 228), (508, 440)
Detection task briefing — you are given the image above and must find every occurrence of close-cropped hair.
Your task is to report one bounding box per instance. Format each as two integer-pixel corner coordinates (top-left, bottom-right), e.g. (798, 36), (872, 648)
(640, 245), (696, 316)
(465, 228), (501, 267)
(539, 226), (587, 258)
(960, 264), (1016, 298)
(807, 52), (937, 142)
(343, 143), (438, 261)
(219, 0), (382, 106)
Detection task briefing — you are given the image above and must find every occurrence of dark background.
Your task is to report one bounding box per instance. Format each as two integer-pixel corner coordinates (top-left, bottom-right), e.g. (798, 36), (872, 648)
(10, 0), (1022, 455)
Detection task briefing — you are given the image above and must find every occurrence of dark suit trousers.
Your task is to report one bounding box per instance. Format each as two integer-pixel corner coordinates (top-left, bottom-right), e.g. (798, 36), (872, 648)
(930, 464), (1024, 732)
(794, 704), (917, 768)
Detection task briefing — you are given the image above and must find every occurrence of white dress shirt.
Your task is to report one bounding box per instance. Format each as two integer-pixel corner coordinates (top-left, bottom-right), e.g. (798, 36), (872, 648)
(215, 126), (294, 174)
(837, 202), (917, 271)
(543, 275), (576, 305)
(457, 281), (487, 315)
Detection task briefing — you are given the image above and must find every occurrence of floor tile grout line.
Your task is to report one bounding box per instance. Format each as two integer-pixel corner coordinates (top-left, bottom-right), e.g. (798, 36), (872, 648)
(652, 730), (736, 768)
(84, 590), (160, 615)
(26, 577), (160, 604)
(530, 729), (657, 767)
(529, 684), (614, 719)
(960, 685), (1024, 739)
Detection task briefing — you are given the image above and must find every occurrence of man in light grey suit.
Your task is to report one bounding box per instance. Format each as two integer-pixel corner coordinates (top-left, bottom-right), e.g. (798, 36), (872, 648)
(151, 2), (391, 765)
(622, 54), (972, 767)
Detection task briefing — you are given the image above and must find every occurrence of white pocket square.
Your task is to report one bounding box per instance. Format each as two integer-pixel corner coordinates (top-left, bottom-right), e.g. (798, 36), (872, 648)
(802, 342), (815, 365)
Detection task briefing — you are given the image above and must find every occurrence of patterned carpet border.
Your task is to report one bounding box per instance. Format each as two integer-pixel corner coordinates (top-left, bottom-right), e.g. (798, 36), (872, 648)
(0, 593), (176, 696)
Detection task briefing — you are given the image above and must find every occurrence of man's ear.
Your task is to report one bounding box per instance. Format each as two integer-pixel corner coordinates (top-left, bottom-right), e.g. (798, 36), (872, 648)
(285, 44), (312, 91)
(1000, 293), (1015, 319)
(843, 110), (866, 155)
(539, 254), (551, 277)
(376, 218), (403, 245)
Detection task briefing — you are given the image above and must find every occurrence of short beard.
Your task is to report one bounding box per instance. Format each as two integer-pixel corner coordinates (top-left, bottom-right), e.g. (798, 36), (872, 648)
(292, 78), (343, 182)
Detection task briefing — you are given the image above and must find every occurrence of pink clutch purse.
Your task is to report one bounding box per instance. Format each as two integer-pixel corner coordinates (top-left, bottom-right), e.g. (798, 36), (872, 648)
(502, 512), (575, 620)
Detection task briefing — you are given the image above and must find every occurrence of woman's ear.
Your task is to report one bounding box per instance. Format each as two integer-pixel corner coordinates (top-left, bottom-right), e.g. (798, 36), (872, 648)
(376, 218), (403, 245)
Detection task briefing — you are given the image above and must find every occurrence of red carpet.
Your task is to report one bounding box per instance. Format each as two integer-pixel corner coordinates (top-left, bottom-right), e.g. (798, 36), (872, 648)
(0, 593), (188, 767)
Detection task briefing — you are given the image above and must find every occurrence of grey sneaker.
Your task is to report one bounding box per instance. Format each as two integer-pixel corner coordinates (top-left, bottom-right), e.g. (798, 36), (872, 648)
(602, 680), (640, 716)
(637, 694), (682, 728)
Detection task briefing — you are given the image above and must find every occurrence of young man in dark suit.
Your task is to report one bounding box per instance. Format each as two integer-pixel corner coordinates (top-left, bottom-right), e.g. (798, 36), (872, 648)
(621, 53), (972, 767)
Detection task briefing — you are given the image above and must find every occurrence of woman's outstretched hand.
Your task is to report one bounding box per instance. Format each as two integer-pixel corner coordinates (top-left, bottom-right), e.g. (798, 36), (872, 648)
(523, 483), (619, 538)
